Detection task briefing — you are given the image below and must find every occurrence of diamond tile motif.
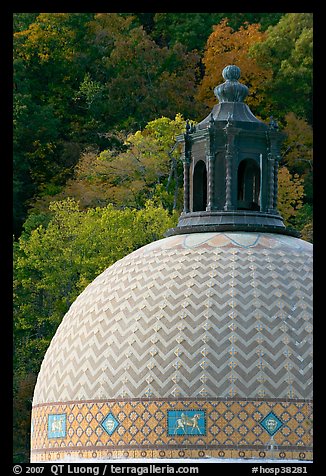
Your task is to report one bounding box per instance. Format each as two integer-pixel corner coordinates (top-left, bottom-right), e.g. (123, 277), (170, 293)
(101, 413), (119, 435)
(260, 412), (283, 436)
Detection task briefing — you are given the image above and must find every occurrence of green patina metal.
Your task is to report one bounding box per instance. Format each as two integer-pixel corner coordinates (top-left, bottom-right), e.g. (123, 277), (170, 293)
(167, 65), (293, 237)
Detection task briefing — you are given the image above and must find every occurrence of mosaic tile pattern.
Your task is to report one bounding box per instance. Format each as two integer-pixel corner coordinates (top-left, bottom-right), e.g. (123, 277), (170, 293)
(32, 232), (313, 405)
(31, 398), (313, 462)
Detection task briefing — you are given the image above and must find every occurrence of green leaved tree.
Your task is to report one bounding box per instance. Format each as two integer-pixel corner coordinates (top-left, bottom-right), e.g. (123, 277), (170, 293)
(250, 13), (313, 123)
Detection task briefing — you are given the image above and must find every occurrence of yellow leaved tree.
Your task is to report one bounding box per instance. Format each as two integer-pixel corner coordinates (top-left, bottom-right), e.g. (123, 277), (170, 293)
(277, 167), (304, 226)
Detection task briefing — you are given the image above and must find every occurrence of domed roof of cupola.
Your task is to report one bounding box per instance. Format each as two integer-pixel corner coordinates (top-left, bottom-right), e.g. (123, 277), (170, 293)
(33, 231), (313, 405)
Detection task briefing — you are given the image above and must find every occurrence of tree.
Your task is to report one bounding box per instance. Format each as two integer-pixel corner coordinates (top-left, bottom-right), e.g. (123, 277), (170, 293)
(221, 13), (284, 32)
(277, 166), (304, 227)
(14, 13), (93, 107)
(13, 373), (37, 464)
(32, 115), (187, 213)
(294, 205), (313, 243)
(94, 114), (185, 210)
(250, 13), (313, 123)
(14, 201), (177, 369)
(282, 112), (313, 175)
(13, 13), (95, 235)
(13, 13), (209, 235)
(13, 13), (39, 32)
(152, 13), (227, 50)
(13, 92), (61, 236)
(150, 13), (284, 51)
(196, 19), (272, 112)
(279, 112), (313, 241)
(282, 112), (313, 206)
(90, 13), (204, 129)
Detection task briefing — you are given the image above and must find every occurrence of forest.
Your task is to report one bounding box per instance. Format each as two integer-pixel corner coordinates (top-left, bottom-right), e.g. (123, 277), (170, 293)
(13, 13), (313, 462)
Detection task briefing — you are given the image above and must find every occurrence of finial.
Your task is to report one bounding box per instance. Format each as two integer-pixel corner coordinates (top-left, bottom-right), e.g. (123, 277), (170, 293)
(222, 65), (241, 81)
(214, 64), (249, 103)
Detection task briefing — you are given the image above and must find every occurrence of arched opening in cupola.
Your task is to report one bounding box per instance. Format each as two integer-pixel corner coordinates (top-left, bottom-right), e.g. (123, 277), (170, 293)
(237, 159), (260, 211)
(193, 160), (207, 212)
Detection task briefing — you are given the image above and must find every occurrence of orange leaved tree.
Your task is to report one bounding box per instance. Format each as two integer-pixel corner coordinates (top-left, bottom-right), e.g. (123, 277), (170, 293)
(196, 19), (272, 112)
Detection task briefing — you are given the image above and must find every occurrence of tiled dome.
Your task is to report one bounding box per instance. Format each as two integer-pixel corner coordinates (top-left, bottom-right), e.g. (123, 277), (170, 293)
(31, 232), (313, 462)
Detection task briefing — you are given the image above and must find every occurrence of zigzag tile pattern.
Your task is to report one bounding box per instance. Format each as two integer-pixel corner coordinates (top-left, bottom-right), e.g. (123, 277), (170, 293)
(32, 232), (313, 405)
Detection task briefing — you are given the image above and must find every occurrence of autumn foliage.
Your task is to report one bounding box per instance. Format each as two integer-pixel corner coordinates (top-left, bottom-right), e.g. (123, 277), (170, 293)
(196, 19), (272, 110)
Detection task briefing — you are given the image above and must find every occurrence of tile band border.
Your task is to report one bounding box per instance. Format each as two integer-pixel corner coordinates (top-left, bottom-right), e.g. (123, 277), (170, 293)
(32, 396), (312, 409)
(31, 397), (313, 460)
(31, 443), (313, 454)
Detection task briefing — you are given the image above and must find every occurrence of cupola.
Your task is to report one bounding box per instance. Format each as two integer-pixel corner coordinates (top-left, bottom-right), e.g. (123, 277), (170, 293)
(167, 65), (289, 236)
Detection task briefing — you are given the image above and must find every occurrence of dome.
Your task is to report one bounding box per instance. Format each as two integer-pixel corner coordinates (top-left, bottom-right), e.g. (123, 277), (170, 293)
(31, 231), (313, 462)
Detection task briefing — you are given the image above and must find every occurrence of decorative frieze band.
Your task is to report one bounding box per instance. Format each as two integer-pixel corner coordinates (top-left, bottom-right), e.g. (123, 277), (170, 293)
(31, 397), (313, 461)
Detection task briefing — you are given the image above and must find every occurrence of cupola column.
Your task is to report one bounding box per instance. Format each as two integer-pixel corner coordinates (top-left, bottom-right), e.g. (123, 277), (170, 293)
(224, 144), (233, 211)
(224, 117), (237, 211)
(273, 155), (280, 211)
(183, 125), (192, 213)
(266, 128), (280, 213)
(206, 115), (216, 211)
(267, 152), (275, 213)
(268, 127), (282, 212)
